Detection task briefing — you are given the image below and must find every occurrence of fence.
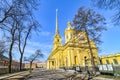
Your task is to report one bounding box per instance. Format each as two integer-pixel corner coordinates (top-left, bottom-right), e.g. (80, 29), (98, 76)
(0, 65), (25, 75)
(0, 68), (20, 75)
(98, 64), (120, 76)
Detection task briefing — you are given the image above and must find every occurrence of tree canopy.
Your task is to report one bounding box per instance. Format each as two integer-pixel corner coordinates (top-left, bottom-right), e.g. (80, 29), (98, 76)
(73, 7), (106, 72)
(73, 7), (106, 45)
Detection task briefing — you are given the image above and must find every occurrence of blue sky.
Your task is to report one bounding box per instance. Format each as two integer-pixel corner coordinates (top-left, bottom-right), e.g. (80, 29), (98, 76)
(10, 0), (120, 62)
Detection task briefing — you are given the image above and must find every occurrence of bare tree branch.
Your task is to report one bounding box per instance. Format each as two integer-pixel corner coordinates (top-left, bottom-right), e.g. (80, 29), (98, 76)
(0, 0), (40, 73)
(73, 7), (106, 72)
(92, 0), (120, 25)
(24, 49), (44, 73)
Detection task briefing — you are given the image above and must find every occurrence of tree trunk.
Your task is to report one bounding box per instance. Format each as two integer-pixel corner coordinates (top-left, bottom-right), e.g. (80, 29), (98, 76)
(18, 26), (31, 71)
(8, 41), (14, 73)
(20, 53), (23, 71)
(8, 51), (12, 73)
(29, 62), (32, 73)
(8, 27), (16, 73)
(85, 28), (96, 72)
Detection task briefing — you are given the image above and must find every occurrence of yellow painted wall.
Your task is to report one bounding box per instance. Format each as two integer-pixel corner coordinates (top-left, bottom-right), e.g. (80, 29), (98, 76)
(25, 62), (47, 69)
(100, 54), (120, 65)
(24, 63), (36, 69)
(36, 62), (47, 68)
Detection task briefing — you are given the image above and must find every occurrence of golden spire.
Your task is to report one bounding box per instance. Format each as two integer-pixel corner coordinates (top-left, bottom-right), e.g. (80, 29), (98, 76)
(56, 9), (59, 34)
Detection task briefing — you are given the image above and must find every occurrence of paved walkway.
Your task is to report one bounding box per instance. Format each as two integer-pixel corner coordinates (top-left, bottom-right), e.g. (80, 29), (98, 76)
(0, 71), (30, 80)
(0, 69), (116, 80)
(25, 69), (115, 80)
(26, 69), (66, 80)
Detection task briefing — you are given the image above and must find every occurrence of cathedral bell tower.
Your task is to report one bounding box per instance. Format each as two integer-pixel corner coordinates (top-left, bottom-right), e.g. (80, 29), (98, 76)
(53, 9), (62, 50)
(64, 22), (75, 43)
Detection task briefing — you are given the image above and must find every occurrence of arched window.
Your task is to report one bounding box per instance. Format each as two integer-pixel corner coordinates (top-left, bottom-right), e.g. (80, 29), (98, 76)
(52, 61), (54, 65)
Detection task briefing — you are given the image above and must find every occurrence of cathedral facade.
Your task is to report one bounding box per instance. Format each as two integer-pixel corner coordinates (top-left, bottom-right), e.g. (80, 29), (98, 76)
(47, 10), (99, 70)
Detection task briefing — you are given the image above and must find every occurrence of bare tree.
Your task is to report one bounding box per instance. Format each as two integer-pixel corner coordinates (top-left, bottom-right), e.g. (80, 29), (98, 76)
(24, 49), (44, 73)
(18, 21), (40, 71)
(14, 0), (40, 71)
(0, 11), (19, 73)
(73, 7), (106, 72)
(0, 0), (40, 73)
(92, 0), (120, 25)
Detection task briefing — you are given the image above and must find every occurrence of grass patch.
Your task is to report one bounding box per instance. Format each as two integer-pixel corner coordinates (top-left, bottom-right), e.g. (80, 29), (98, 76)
(98, 74), (120, 79)
(114, 71), (120, 74)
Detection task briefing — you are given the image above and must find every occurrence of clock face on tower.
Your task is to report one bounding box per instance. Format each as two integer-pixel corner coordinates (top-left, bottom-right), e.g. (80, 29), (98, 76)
(79, 34), (85, 40)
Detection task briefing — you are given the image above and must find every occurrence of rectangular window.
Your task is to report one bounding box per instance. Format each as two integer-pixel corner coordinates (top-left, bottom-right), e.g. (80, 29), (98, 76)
(74, 56), (77, 65)
(106, 60), (110, 64)
(113, 59), (118, 65)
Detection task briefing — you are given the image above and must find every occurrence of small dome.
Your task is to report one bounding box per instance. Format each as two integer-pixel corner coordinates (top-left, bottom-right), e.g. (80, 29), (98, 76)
(67, 21), (74, 30)
(67, 21), (71, 25)
(68, 22), (72, 29)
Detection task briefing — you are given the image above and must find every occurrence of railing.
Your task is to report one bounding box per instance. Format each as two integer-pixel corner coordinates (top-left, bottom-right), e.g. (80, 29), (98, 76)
(98, 64), (120, 76)
(0, 65), (25, 75)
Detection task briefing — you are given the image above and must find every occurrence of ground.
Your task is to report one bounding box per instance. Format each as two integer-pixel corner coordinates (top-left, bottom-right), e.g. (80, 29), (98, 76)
(0, 68), (119, 80)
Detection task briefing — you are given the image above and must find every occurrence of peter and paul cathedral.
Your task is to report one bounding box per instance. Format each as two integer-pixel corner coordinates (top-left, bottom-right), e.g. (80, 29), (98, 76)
(47, 9), (99, 70)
